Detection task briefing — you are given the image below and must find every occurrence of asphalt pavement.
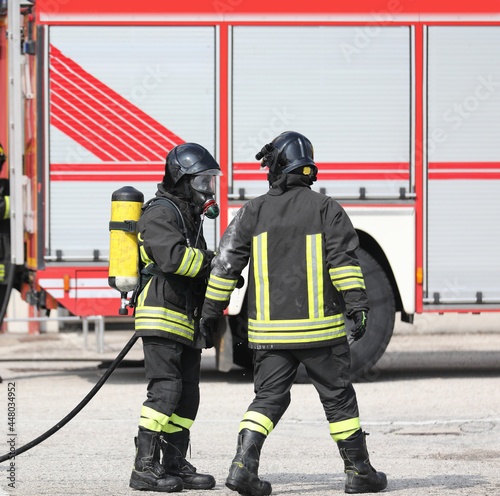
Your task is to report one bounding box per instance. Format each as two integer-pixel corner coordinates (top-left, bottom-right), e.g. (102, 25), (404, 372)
(0, 312), (499, 496)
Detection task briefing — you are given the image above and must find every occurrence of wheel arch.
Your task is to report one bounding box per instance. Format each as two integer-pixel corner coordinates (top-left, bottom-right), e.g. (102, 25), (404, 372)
(356, 229), (405, 317)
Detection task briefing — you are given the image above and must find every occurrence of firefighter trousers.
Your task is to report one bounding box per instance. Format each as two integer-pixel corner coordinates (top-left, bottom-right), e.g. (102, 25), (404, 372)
(140, 336), (201, 432)
(246, 337), (359, 430)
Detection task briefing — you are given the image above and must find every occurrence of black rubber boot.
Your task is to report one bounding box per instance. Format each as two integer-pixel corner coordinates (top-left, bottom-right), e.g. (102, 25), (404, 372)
(337, 430), (387, 494)
(161, 430), (216, 490)
(129, 428), (184, 492)
(225, 428), (272, 496)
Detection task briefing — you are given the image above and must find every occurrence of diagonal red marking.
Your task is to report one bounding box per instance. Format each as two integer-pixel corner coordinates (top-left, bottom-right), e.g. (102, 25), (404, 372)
(50, 114), (117, 162)
(49, 44), (184, 161)
(51, 92), (134, 162)
(51, 63), (163, 161)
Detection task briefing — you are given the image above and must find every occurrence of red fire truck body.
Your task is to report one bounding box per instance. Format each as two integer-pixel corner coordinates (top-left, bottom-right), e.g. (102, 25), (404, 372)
(2, 0), (499, 376)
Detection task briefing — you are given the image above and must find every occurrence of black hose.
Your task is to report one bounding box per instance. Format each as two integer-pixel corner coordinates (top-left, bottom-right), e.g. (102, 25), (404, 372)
(0, 333), (140, 463)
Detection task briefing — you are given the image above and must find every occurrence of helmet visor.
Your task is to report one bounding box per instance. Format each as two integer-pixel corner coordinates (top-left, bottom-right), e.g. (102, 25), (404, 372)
(191, 174), (217, 195)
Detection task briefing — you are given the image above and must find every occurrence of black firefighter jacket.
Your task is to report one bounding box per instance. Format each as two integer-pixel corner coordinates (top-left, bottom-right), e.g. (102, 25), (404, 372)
(134, 184), (213, 347)
(202, 174), (369, 350)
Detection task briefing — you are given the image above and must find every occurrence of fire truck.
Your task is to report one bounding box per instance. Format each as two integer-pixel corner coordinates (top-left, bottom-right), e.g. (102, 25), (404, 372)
(2, 0), (500, 379)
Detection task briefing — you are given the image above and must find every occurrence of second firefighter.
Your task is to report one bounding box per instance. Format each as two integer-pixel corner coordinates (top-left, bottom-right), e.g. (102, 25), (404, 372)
(201, 131), (387, 495)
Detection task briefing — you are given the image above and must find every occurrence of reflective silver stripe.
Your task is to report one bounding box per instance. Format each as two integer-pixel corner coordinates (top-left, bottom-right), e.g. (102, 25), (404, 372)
(330, 266), (363, 277)
(205, 287), (231, 301)
(249, 314), (344, 330)
(209, 275), (238, 289)
(329, 265), (366, 290)
(306, 234), (324, 319)
(175, 247), (203, 276)
(135, 321), (194, 339)
(174, 248), (192, 275)
(311, 244), (319, 318)
(334, 279), (365, 290)
(135, 305), (194, 339)
(185, 249), (204, 277)
(135, 307), (192, 324)
(135, 307), (194, 340)
(206, 274), (237, 301)
(248, 327), (346, 343)
(253, 233), (269, 321)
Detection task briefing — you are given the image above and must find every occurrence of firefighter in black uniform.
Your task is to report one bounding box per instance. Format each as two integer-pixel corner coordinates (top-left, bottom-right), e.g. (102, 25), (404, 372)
(201, 131), (387, 495)
(0, 143), (11, 314)
(130, 143), (221, 493)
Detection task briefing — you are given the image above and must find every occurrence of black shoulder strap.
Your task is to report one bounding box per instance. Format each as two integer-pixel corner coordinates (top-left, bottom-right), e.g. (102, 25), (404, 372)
(142, 197), (183, 229)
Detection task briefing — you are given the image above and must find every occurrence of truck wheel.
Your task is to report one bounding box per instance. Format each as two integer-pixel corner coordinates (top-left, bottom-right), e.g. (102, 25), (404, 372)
(347, 247), (395, 381)
(228, 299), (254, 370)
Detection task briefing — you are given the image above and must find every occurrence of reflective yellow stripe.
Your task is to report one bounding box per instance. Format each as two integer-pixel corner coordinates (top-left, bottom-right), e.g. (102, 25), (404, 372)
(210, 275), (238, 288)
(205, 274), (237, 301)
(306, 234), (324, 320)
(135, 322), (194, 340)
(139, 246), (148, 265)
(205, 274), (238, 302)
(161, 414), (194, 434)
(185, 249), (204, 277)
(135, 306), (194, 340)
(332, 428), (360, 442)
(139, 405), (170, 432)
(175, 247), (204, 277)
(135, 307), (193, 327)
(175, 247), (192, 275)
(330, 266), (363, 278)
(138, 418), (162, 431)
(248, 313), (345, 345)
(253, 232), (269, 322)
(249, 314), (344, 331)
(162, 424), (182, 434)
(329, 266), (365, 291)
(137, 277), (153, 307)
(138, 233), (153, 266)
(3, 196), (10, 220)
(141, 406), (170, 425)
(239, 411), (274, 436)
(170, 413), (194, 430)
(249, 328), (346, 345)
(330, 418), (360, 437)
(205, 287), (231, 301)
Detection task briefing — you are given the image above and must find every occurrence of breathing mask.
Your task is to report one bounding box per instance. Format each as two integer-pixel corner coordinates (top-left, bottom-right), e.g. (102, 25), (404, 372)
(190, 174), (220, 219)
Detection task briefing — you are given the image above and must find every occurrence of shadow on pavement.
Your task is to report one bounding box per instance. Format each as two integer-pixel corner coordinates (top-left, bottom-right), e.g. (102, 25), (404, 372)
(365, 349), (500, 383)
(2, 345), (500, 385)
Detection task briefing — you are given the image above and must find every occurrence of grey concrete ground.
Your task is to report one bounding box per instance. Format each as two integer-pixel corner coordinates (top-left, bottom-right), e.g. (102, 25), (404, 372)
(0, 313), (499, 496)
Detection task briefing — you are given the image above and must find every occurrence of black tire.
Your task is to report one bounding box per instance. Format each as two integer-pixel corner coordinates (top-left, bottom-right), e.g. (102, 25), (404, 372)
(347, 247), (395, 381)
(228, 298), (254, 370)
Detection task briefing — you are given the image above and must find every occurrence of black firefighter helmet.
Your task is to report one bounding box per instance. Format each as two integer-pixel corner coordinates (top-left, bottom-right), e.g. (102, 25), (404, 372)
(163, 143), (222, 218)
(255, 131), (317, 181)
(164, 142), (221, 188)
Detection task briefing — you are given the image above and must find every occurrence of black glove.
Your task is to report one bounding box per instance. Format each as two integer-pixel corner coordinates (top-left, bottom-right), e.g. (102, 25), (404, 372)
(350, 310), (368, 341)
(199, 317), (218, 349)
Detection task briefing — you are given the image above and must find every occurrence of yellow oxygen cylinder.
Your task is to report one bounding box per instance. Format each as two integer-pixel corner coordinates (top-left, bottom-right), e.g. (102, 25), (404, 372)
(108, 186), (144, 314)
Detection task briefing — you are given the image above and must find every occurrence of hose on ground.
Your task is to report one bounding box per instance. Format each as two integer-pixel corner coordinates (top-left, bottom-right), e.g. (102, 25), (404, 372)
(0, 333), (139, 463)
